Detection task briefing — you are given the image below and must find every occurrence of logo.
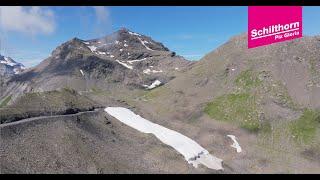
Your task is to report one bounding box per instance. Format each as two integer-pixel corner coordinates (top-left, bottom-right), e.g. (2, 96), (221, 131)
(248, 6), (302, 48)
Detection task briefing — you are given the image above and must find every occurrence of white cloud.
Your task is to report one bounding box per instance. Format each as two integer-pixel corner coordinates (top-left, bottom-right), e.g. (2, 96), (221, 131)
(0, 6), (55, 35)
(92, 6), (112, 36)
(93, 6), (110, 24)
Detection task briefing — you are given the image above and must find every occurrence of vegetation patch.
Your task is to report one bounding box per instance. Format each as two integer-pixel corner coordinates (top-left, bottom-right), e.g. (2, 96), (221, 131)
(0, 95), (12, 108)
(235, 69), (262, 89)
(269, 81), (299, 110)
(204, 93), (260, 132)
(144, 86), (169, 100)
(289, 109), (320, 144)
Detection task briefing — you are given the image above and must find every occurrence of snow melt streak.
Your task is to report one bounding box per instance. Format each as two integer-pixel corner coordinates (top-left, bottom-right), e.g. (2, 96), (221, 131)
(104, 107), (223, 170)
(116, 60), (133, 69)
(138, 37), (154, 51)
(227, 135), (242, 153)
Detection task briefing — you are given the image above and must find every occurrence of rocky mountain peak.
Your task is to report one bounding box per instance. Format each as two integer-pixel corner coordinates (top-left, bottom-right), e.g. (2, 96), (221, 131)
(0, 54), (25, 76)
(8, 28), (191, 92)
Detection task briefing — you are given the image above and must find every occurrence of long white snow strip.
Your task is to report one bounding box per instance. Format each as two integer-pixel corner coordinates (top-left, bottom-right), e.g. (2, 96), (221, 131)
(128, 31), (141, 36)
(116, 60), (133, 69)
(83, 42), (90, 45)
(87, 45), (97, 52)
(138, 37), (154, 51)
(80, 69), (84, 76)
(146, 80), (162, 90)
(127, 58), (147, 64)
(227, 135), (242, 153)
(104, 107), (223, 170)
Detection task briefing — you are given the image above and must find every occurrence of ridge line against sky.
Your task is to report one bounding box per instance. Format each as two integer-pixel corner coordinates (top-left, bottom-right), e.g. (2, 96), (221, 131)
(0, 6), (320, 67)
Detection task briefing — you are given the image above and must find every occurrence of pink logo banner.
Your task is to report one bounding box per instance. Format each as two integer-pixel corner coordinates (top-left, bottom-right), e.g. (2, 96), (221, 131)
(248, 6), (302, 49)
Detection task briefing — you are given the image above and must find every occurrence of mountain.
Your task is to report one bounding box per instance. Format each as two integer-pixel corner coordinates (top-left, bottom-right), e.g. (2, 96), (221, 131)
(1, 32), (320, 173)
(134, 34), (320, 173)
(0, 28), (193, 122)
(0, 55), (25, 76)
(1, 28), (192, 103)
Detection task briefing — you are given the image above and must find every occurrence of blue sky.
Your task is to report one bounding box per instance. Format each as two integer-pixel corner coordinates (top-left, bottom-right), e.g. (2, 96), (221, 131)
(0, 6), (319, 67)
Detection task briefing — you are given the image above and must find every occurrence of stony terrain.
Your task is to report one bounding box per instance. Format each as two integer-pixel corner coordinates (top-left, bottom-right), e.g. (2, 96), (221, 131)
(1, 30), (320, 174)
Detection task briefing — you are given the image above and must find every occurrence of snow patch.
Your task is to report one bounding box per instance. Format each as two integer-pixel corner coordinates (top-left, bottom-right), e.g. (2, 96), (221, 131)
(127, 58), (147, 64)
(145, 80), (162, 90)
(138, 37), (154, 51)
(80, 69), (84, 76)
(120, 49), (123, 52)
(1, 57), (18, 66)
(143, 69), (163, 75)
(124, 43), (128, 47)
(128, 31), (141, 36)
(97, 51), (106, 55)
(83, 42), (90, 45)
(227, 135), (242, 153)
(116, 60), (133, 69)
(87, 45), (97, 52)
(104, 107), (223, 170)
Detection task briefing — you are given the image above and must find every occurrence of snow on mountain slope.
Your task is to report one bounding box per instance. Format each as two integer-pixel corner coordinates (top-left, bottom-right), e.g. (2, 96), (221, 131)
(105, 107), (224, 171)
(0, 55), (25, 76)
